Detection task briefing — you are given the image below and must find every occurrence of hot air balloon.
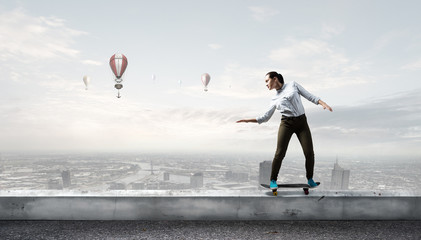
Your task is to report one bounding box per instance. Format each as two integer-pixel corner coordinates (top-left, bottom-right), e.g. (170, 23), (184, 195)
(109, 53), (128, 98)
(83, 75), (90, 90)
(201, 73), (210, 91)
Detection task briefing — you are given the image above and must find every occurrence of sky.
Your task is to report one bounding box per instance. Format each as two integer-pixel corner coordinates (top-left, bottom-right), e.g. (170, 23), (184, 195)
(0, 0), (421, 160)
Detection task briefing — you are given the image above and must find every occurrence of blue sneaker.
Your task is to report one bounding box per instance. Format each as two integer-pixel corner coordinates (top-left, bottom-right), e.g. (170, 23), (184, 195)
(270, 180), (278, 189)
(308, 178), (318, 188)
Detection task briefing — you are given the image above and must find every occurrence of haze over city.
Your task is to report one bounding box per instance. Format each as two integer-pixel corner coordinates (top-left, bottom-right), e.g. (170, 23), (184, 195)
(0, 0), (420, 161)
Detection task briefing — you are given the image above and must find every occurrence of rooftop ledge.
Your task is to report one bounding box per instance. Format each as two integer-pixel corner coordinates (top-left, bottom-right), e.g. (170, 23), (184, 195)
(1, 190), (420, 221)
(0, 189), (419, 197)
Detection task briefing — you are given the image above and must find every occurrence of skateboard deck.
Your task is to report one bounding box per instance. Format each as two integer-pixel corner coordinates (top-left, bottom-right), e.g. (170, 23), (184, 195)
(261, 182), (320, 196)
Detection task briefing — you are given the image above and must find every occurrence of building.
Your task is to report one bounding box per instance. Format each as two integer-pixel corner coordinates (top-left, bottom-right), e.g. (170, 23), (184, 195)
(225, 171), (233, 180)
(190, 172), (203, 188)
(225, 171), (249, 182)
(47, 179), (62, 190)
(147, 182), (160, 190)
(131, 182), (146, 190)
(163, 172), (170, 181)
(259, 161), (272, 185)
(108, 182), (126, 190)
(61, 170), (71, 188)
(331, 158), (350, 190)
(0, 153), (3, 174)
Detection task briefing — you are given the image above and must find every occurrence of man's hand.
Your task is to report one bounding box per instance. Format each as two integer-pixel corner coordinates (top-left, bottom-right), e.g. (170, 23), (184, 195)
(236, 119), (257, 123)
(318, 100), (333, 112)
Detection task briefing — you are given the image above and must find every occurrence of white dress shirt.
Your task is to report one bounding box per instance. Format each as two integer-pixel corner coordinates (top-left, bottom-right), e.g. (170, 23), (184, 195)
(256, 81), (320, 124)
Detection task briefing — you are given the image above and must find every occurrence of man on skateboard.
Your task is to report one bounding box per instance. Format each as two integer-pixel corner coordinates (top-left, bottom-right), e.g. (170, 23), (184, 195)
(237, 72), (332, 191)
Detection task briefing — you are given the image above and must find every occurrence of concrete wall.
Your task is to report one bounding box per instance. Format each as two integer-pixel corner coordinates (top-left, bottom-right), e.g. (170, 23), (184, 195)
(0, 190), (420, 220)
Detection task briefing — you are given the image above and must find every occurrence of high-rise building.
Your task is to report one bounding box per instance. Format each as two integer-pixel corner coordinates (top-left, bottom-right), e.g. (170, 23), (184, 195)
(61, 170), (71, 188)
(190, 172), (203, 188)
(342, 169), (350, 189)
(163, 172), (170, 181)
(0, 153), (3, 174)
(259, 161), (272, 185)
(150, 161), (155, 175)
(330, 158), (350, 190)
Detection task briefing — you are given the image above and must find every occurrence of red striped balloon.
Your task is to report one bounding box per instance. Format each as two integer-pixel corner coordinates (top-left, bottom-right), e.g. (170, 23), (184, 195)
(109, 53), (128, 79)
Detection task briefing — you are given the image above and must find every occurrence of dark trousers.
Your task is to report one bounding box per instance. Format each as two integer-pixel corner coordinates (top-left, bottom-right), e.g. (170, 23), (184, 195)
(270, 114), (315, 181)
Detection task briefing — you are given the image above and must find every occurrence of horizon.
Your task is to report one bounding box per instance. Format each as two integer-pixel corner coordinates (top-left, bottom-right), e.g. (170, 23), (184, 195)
(1, 150), (419, 164)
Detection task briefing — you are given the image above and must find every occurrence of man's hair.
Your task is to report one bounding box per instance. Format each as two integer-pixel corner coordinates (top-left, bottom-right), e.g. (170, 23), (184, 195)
(266, 71), (284, 84)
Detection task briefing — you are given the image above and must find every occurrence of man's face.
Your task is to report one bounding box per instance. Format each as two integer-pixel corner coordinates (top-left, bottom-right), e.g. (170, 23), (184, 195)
(265, 75), (279, 90)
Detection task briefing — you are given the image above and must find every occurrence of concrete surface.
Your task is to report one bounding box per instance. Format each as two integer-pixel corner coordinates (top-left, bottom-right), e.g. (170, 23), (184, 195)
(0, 190), (420, 220)
(0, 220), (420, 239)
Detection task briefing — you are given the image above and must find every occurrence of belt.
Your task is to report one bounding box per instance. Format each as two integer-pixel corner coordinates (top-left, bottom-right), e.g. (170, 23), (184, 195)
(281, 114), (306, 121)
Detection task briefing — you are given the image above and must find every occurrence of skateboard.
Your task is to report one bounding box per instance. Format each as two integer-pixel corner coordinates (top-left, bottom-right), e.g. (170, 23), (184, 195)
(260, 182), (320, 196)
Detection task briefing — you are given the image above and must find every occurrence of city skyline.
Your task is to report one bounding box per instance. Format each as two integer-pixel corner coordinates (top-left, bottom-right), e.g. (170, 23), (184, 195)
(0, 152), (419, 193)
(0, 1), (420, 159)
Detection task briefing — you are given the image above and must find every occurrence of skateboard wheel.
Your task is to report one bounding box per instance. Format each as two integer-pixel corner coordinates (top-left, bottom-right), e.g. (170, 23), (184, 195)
(273, 191), (278, 196)
(304, 189), (309, 195)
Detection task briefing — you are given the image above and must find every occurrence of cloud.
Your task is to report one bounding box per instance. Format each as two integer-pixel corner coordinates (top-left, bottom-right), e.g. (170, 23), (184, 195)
(1, 77), (419, 157)
(82, 59), (103, 66)
(0, 89), (155, 152)
(208, 43), (222, 50)
(0, 8), (86, 61)
(269, 38), (333, 61)
(401, 59), (421, 71)
(0, 91), (259, 152)
(248, 6), (279, 22)
(0, 8), (93, 90)
(308, 89), (421, 156)
(268, 37), (369, 90)
(164, 63), (273, 101)
(373, 29), (409, 51)
(160, 88), (421, 156)
(321, 23), (345, 39)
(312, 91), (421, 132)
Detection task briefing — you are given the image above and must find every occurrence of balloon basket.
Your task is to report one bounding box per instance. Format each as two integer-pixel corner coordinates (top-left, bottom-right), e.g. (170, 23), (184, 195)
(115, 83), (123, 90)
